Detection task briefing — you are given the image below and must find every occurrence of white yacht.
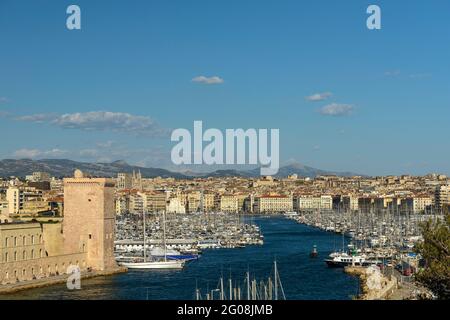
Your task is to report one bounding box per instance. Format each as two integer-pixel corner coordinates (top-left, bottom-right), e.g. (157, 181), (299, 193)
(118, 211), (185, 270)
(325, 252), (380, 268)
(120, 259), (184, 269)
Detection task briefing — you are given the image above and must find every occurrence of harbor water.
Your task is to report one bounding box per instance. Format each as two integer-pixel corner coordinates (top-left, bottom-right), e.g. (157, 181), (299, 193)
(1, 216), (360, 300)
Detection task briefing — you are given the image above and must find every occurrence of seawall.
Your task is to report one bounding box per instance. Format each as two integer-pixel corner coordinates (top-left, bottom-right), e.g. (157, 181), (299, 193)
(0, 266), (127, 295)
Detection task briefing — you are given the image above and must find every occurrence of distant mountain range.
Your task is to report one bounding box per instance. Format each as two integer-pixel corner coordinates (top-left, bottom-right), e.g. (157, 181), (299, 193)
(0, 159), (362, 179)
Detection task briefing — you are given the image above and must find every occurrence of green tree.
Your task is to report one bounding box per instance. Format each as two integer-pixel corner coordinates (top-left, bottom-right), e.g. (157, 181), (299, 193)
(414, 214), (450, 299)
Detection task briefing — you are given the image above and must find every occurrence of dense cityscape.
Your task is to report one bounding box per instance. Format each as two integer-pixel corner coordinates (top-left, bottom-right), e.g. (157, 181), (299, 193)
(1, 171), (449, 219)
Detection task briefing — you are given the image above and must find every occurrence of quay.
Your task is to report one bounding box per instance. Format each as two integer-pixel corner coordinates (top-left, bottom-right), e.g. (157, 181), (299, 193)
(0, 266), (127, 295)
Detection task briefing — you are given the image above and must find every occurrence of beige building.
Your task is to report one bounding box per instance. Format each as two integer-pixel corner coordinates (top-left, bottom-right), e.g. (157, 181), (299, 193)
(203, 193), (216, 212)
(129, 192), (144, 213)
(32, 172), (51, 182)
(435, 185), (450, 208)
(50, 178), (64, 193)
(187, 192), (201, 213)
(25, 172), (51, 183)
(255, 195), (293, 214)
(0, 198), (9, 222)
(166, 197), (186, 214)
(141, 191), (167, 213)
(115, 196), (129, 215)
(219, 195), (239, 213)
(400, 196), (433, 213)
(117, 173), (133, 190)
(296, 195), (332, 210)
(252, 176), (276, 187)
(6, 187), (46, 215)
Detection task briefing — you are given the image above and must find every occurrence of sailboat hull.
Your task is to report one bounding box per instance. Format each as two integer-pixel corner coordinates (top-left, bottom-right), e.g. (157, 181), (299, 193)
(120, 260), (184, 269)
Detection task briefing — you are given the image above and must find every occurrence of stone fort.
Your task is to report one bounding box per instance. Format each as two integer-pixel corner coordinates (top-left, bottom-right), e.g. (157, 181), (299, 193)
(0, 170), (118, 286)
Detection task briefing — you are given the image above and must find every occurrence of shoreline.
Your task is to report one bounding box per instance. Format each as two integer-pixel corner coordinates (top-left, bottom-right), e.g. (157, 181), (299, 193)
(345, 266), (398, 300)
(0, 266), (127, 295)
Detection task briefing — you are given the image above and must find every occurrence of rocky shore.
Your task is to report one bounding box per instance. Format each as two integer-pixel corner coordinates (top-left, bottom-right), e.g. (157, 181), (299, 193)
(345, 266), (433, 300)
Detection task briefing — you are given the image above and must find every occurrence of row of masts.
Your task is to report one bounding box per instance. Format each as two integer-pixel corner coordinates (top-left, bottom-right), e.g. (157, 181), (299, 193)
(289, 206), (446, 254)
(195, 261), (286, 300)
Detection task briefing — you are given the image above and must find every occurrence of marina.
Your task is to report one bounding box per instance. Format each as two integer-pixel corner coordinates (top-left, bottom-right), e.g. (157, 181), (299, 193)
(114, 212), (264, 267)
(0, 216), (360, 300)
(286, 209), (444, 275)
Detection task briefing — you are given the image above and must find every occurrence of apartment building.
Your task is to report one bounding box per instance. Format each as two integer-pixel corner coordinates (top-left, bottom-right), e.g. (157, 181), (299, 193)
(296, 195), (332, 211)
(117, 173), (133, 190)
(400, 196), (433, 213)
(142, 191), (167, 213)
(6, 187), (47, 216)
(435, 185), (450, 208)
(255, 195), (293, 214)
(219, 195), (239, 213)
(166, 197), (186, 214)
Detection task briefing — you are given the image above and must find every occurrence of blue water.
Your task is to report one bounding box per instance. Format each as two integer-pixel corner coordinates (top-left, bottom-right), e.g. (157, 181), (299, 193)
(1, 216), (359, 300)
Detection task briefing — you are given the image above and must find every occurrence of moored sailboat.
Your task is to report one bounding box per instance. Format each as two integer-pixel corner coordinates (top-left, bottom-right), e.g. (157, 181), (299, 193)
(119, 210), (185, 270)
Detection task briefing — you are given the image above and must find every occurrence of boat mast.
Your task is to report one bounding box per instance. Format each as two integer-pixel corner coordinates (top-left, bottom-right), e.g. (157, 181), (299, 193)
(220, 276), (224, 300)
(229, 277), (232, 301)
(246, 270), (250, 300)
(274, 260), (278, 300)
(162, 210), (167, 262)
(143, 209), (147, 262)
(195, 280), (201, 300)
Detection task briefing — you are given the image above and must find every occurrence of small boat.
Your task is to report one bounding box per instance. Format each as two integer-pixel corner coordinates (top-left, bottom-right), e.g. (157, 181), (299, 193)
(324, 252), (380, 268)
(310, 245), (318, 258)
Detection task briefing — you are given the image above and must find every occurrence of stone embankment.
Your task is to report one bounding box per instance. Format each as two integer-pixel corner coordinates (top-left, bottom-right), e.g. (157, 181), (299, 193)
(0, 266), (127, 295)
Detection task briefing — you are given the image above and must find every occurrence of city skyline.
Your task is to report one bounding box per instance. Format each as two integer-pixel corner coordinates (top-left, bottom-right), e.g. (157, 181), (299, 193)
(1, 0), (450, 176)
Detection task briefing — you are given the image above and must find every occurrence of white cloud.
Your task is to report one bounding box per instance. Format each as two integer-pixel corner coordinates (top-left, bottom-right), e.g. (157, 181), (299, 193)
(16, 113), (58, 123)
(16, 111), (168, 137)
(306, 92), (332, 101)
(384, 70), (401, 77)
(13, 148), (68, 159)
(318, 103), (353, 116)
(192, 76), (224, 85)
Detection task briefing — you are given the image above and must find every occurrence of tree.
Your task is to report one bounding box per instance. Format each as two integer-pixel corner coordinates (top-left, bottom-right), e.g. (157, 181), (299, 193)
(414, 214), (450, 299)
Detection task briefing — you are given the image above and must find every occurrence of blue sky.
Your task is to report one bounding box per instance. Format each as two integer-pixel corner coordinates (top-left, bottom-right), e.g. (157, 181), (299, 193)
(0, 0), (449, 176)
